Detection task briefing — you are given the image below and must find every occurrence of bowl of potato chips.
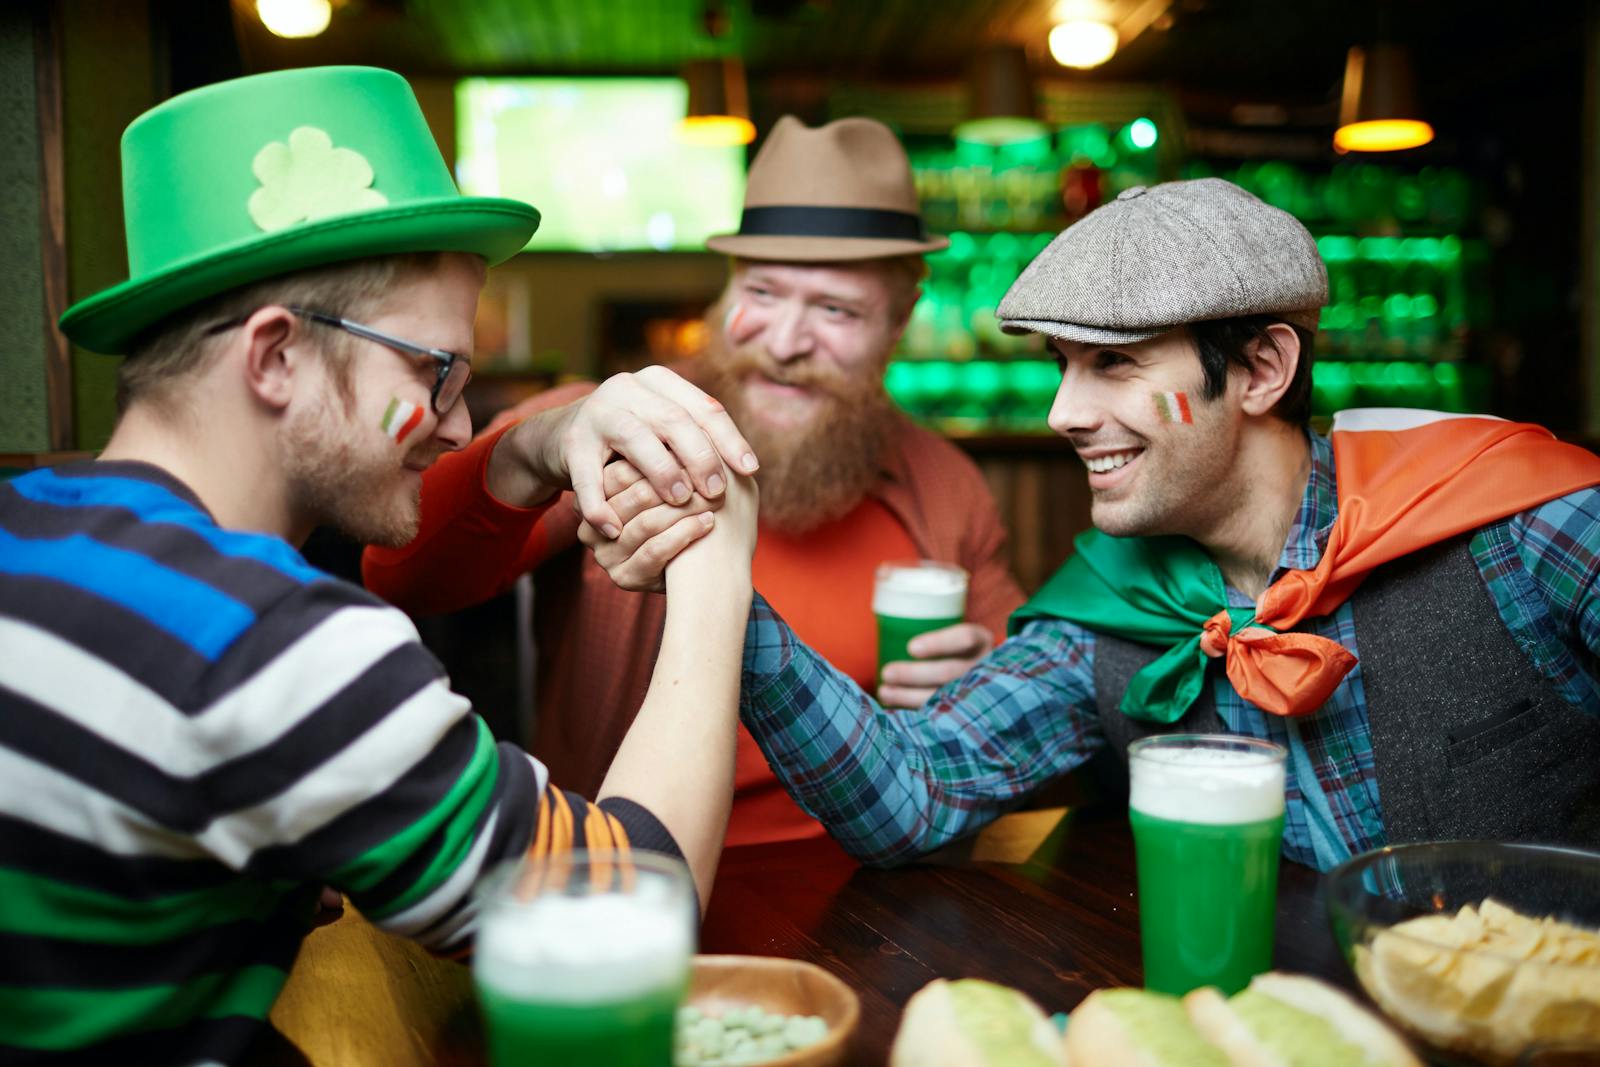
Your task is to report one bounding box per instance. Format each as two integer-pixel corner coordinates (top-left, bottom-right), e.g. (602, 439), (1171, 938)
(1326, 841), (1600, 1067)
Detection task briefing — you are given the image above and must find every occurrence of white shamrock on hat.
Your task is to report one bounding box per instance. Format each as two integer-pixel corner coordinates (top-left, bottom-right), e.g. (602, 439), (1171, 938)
(247, 126), (389, 232)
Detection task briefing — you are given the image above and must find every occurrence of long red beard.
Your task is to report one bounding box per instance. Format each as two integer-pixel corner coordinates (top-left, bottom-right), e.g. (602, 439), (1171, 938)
(697, 342), (895, 534)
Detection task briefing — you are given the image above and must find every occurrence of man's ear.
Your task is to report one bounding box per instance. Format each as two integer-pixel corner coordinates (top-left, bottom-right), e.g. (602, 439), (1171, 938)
(239, 306), (301, 412)
(1238, 322), (1301, 417)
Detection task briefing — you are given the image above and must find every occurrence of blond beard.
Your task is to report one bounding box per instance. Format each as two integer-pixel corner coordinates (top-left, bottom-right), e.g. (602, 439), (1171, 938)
(281, 390), (437, 548)
(698, 341), (896, 534)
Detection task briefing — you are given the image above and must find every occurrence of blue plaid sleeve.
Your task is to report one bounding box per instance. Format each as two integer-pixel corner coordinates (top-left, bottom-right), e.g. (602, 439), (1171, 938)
(740, 593), (1105, 865)
(1506, 487), (1600, 663)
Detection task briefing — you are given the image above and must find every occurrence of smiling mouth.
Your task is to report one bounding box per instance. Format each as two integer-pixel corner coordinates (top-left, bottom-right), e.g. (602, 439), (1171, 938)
(754, 373), (809, 391)
(1081, 449), (1142, 474)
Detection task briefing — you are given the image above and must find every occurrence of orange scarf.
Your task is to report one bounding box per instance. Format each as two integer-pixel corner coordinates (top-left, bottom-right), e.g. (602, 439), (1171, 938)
(1231, 411), (1600, 714)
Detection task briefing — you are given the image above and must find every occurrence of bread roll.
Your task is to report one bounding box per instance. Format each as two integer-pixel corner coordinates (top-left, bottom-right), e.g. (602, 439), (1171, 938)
(1184, 973), (1423, 1067)
(889, 978), (1067, 1067)
(1064, 988), (1232, 1067)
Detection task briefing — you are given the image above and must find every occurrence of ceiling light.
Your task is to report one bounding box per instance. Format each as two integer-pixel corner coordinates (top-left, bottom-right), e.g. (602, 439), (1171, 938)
(1336, 119), (1433, 153)
(1335, 43), (1433, 152)
(679, 115), (757, 147)
(1049, 20), (1118, 69)
(679, 58), (756, 147)
(256, 0), (332, 39)
(1127, 117), (1158, 149)
(955, 44), (1048, 146)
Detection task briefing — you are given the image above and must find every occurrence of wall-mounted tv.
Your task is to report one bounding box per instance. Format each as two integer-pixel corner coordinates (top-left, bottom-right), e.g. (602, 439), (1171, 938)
(456, 78), (746, 253)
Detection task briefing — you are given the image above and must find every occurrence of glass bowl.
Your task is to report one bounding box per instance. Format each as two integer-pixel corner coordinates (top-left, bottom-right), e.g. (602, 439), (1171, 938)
(1325, 841), (1600, 1067)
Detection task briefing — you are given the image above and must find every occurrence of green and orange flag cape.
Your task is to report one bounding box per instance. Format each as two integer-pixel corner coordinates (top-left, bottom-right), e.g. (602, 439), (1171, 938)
(1012, 410), (1600, 722)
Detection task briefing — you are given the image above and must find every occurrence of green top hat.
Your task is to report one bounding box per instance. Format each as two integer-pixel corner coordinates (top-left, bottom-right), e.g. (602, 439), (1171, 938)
(59, 65), (540, 354)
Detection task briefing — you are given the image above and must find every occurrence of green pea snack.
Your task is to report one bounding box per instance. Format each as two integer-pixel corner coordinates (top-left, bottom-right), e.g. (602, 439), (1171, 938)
(674, 1003), (830, 1066)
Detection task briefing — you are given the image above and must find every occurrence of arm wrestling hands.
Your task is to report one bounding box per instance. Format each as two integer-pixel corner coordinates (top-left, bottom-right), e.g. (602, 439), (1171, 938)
(577, 459), (996, 709)
(484, 364), (759, 538)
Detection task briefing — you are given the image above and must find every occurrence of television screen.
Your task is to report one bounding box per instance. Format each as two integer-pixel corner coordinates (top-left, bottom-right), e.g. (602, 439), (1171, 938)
(456, 78), (746, 253)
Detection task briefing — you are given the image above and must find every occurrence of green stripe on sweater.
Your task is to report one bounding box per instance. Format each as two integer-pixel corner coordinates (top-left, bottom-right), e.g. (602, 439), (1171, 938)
(330, 716), (500, 916)
(0, 963), (285, 1051)
(0, 867), (291, 944)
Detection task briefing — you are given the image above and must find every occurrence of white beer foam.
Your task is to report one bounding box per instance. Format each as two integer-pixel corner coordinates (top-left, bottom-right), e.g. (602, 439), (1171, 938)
(1130, 745), (1286, 825)
(473, 881), (693, 1002)
(872, 565), (968, 620)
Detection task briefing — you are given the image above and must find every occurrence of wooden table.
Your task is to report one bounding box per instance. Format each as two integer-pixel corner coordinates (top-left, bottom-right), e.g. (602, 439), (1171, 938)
(701, 805), (1347, 1064)
(264, 805), (1350, 1065)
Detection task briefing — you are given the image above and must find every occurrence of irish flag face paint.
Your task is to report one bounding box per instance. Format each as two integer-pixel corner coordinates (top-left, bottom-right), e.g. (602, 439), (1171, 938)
(723, 301), (745, 337)
(1154, 391), (1193, 424)
(380, 396), (425, 445)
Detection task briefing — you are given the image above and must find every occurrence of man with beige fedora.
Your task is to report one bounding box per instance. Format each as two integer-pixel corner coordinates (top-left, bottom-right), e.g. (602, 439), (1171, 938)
(366, 115), (1024, 853)
(1, 65), (764, 1061)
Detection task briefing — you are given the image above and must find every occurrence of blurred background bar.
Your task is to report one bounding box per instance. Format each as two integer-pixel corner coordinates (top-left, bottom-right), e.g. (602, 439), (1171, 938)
(4, 0), (1598, 597)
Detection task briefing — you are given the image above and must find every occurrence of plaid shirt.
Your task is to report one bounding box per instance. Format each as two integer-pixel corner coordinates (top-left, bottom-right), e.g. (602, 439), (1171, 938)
(740, 431), (1600, 871)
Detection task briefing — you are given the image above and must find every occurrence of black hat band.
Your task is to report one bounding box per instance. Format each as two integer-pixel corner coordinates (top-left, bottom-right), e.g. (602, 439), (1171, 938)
(736, 205), (926, 242)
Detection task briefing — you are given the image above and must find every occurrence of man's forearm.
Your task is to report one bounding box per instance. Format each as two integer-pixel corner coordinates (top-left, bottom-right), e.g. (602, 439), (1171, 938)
(597, 564), (752, 910)
(738, 600), (952, 863)
(740, 598), (1102, 865)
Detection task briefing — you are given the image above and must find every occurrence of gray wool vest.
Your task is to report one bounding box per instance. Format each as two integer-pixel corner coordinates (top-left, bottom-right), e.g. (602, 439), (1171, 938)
(1092, 535), (1600, 849)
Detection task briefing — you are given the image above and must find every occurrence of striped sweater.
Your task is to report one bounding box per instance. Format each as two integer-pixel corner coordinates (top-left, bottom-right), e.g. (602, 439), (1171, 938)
(0, 461), (675, 1065)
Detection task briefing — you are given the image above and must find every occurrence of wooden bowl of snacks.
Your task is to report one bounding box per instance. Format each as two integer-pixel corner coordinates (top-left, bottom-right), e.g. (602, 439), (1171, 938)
(676, 954), (859, 1067)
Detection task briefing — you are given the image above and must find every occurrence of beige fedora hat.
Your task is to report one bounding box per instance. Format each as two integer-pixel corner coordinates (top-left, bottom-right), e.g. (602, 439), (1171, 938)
(707, 115), (949, 261)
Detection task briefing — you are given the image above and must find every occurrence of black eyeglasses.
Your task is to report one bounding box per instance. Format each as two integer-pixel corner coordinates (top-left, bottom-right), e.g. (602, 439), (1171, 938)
(206, 306), (472, 415)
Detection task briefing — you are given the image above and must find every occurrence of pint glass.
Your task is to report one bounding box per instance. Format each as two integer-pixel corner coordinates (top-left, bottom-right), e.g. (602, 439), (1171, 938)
(472, 849), (696, 1067)
(1128, 734), (1287, 996)
(873, 560), (968, 682)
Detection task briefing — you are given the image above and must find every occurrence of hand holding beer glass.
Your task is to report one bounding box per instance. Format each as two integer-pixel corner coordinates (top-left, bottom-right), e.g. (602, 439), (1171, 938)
(1128, 735), (1287, 996)
(873, 560), (969, 707)
(473, 849), (696, 1067)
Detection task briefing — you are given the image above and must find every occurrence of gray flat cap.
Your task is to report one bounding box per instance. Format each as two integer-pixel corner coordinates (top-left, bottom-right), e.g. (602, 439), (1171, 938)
(998, 178), (1327, 345)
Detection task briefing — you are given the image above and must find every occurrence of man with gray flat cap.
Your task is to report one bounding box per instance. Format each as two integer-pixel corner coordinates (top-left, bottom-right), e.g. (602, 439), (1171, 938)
(718, 175), (1600, 869)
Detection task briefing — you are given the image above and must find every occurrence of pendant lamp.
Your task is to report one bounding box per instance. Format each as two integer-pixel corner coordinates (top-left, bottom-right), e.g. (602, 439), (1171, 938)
(955, 44), (1049, 147)
(1335, 43), (1433, 152)
(680, 57), (756, 147)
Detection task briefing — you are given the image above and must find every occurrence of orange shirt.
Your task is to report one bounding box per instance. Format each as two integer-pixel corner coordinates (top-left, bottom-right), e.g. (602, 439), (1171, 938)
(729, 498), (918, 846)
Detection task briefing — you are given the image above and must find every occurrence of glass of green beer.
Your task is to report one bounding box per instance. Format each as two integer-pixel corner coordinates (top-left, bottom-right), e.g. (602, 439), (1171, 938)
(472, 848), (695, 1067)
(1128, 734), (1287, 996)
(873, 560), (968, 690)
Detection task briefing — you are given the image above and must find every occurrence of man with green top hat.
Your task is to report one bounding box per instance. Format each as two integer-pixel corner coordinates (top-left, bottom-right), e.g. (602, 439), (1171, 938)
(363, 114), (1025, 853)
(0, 65), (761, 1063)
(597, 176), (1600, 870)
